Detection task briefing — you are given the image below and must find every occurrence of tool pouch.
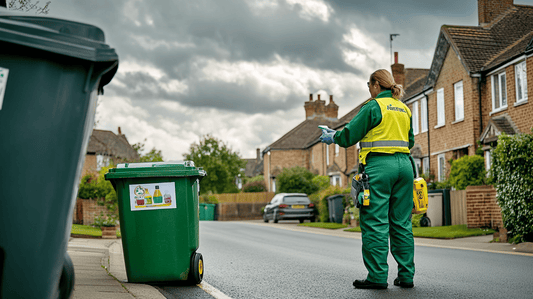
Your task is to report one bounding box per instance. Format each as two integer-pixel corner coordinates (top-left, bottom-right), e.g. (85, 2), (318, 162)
(351, 174), (364, 208)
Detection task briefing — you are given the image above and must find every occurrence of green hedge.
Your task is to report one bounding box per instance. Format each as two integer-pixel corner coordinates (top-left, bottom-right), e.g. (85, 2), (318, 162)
(448, 155), (487, 190)
(308, 186), (350, 222)
(490, 131), (533, 242)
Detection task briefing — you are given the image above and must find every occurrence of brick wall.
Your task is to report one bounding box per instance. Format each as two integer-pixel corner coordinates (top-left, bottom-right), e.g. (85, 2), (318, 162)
(72, 198), (109, 226)
(465, 185), (503, 229)
(217, 202), (269, 221)
(483, 57), (533, 134)
(81, 154), (97, 178)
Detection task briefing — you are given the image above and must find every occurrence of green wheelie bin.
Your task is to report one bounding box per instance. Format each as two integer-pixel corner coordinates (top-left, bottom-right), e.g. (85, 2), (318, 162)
(105, 161), (207, 284)
(0, 12), (118, 299)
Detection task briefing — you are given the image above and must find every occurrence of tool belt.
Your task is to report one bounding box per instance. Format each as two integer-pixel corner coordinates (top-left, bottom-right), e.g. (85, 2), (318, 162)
(350, 156), (429, 212)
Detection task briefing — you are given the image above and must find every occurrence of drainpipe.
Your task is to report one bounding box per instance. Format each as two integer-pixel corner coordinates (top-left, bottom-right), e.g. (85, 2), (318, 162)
(424, 91), (431, 174)
(478, 75), (484, 138)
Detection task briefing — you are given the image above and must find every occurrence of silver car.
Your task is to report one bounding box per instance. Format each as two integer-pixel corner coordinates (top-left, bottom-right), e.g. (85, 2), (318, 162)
(263, 193), (315, 223)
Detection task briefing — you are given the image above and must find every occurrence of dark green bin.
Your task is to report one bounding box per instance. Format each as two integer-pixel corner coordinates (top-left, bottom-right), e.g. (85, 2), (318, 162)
(105, 162), (206, 284)
(200, 203), (216, 221)
(0, 13), (118, 299)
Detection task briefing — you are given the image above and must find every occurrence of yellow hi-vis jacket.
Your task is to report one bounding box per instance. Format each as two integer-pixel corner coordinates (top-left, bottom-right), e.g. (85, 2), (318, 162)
(358, 96), (412, 165)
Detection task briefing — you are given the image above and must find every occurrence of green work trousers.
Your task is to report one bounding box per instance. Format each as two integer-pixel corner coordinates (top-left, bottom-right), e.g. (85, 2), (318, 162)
(359, 153), (415, 284)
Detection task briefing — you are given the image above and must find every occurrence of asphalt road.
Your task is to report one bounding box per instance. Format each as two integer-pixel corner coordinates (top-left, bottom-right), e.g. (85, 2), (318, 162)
(160, 221), (533, 299)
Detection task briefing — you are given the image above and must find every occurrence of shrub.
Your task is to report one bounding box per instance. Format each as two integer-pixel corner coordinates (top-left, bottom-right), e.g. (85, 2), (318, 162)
(277, 166), (319, 195)
(412, 214), (423, 227)
(242, 180), (267, 193)
(448, 155), (486, 190)
(200, 194), (219, 204)
(310, 185), (350, 222)
(312, 175), (330, 191)
(490, 132), (533, 243)
(93, 212), (118, 227)
(77, 174), (101, 199)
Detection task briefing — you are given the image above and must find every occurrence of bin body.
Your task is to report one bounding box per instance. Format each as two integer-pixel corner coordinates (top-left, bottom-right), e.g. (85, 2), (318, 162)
(427, 192), (443, 227)
(428, 189), (452, 226)
(327, 195), (344, 224)
(200, 203), (215, 221)
(106, 162), (206, 283)
(0, 14), (118, 299)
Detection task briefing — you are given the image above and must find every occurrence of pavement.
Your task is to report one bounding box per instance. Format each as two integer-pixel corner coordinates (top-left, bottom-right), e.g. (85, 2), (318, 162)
(67, 220), (533, 299)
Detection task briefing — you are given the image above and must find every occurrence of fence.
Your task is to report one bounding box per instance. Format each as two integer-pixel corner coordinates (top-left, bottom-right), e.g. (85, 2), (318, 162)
(214, 192), (275, 203)
(450, 190), (467, 226)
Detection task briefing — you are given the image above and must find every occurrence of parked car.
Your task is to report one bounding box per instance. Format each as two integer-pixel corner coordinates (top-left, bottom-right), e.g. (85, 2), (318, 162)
(263, 193), (315, 223)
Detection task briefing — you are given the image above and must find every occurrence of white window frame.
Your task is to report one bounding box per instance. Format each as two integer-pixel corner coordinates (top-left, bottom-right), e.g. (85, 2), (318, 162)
(491, 72), (507, 113)
(438, 154), (446, 182)
(96, 154), (110, 171)
(454, 81), (464, 122)
(421, 97), (428, 133)
(335, 144), (339, 157)
(515, 60), (528, 104)
(271, 178), (276, 192)
(485, 150), (492, 173)
(436, 88), (445, 127)
(422, 157), (429, 175)
(331, 174), (341, 187)
(412, 101), (419, 135)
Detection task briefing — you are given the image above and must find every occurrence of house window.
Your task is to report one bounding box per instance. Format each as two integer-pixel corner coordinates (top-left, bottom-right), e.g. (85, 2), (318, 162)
(335, 144), (339, 157)
(422, 157), (429, 175)
(412, 101), (419, 135)
(96, 154), (110, 171)
(438, 154), (446, 182)
(492, 72), (507, 111)
(421, 97), (428, 133)
(326, 144), (329, 165)
(454, 81), (464, 121)
(414, 158), (421, 177)
(515, 61), (528, 104)
(236, 175), (242, 190)
(331, 175), (341, 187)
(271, 178), (276, 192)
(436, 88), (445, 127)
(485, 150), (492, 173)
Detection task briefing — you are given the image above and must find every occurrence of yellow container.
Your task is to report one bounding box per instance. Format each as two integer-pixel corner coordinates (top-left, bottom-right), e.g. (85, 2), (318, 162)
(413, 177), (428, 214)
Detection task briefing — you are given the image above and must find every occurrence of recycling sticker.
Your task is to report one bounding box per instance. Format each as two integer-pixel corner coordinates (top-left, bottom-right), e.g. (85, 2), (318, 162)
(129, 182), (176, 211)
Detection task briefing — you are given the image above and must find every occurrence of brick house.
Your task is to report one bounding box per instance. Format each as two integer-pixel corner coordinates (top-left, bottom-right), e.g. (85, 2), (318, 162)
(263, 67), (430, 192)
(404, 0), (533, 181)
(81, 127), (139, 177)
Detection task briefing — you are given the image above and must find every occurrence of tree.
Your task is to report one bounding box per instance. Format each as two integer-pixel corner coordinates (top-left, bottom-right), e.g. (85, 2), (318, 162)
(448, 155), (486, 190)
(183, 134), (246, 194)
(6, 0), (51, 14)
(132, 139), (164, 162)
(490, 132), (533, 242)
(277, 166), (319, 195)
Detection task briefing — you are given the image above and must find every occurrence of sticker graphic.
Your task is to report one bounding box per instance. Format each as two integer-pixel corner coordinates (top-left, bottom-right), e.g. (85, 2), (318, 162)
(129, 182), (176, 211)
(0, 67), (9, 110)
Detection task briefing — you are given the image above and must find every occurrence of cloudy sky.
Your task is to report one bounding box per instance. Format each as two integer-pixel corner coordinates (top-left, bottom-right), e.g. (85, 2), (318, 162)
(36, 0), (533, 160)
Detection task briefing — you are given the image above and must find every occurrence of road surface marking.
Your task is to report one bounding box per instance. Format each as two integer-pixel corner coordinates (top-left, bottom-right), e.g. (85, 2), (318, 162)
(200, 281), (233, 299)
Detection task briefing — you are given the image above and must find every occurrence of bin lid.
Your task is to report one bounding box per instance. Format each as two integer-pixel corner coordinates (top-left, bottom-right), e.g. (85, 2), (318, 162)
(105, 161), (207, 180)
(0, 13), (119, 89)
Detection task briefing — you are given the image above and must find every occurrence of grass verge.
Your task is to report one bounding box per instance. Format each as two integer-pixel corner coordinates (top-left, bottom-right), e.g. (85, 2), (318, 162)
(71, 224), (121, 238)
(344, 224), (495, 239)
(299, 222), (348, 229)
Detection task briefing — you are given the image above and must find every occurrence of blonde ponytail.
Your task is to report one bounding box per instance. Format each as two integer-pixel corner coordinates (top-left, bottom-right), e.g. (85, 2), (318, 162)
(370, 69), (405, 99)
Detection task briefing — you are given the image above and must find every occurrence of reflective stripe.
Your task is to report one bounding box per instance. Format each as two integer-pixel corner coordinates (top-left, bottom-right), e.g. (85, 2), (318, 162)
(360, 140), (409, 148)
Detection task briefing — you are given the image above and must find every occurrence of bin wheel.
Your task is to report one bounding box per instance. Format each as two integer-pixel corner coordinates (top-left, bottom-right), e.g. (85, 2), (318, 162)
(299, 219), (304, 223)
(273, 212), (279, 223)
(59, 253), (75, 299)
(310, 216), (316, 223)
(188, 252), (204, 285)
(263, 213), (268, 223)
(420, 216), (431, 227)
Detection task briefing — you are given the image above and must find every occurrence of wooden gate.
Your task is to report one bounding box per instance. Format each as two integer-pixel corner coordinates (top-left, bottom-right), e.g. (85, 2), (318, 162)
(450, 190), (467, 225)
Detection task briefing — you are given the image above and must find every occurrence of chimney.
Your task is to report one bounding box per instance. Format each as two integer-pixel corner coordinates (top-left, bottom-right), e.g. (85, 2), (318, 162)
(118, 127), (122, 135)
(304, 93), (336, 120)
(325, 95), (338, 119)
(256, 148), (261, 161)
(391, 52), (405, 88)
(478, 0), (514, 26)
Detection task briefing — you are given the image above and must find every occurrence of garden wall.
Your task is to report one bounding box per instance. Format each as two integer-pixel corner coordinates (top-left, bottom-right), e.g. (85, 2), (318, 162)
(465, 185), (503, 229)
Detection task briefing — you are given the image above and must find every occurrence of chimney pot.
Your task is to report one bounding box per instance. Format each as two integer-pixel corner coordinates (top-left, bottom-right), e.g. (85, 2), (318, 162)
(256, 148), (260, 161)
(309, 93), (313, 101)
(317, 94), (321, 101)
(118, 127), (122, 135)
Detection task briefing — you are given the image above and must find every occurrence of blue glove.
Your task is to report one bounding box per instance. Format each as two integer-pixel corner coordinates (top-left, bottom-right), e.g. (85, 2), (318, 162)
(320, 131), (336, 144)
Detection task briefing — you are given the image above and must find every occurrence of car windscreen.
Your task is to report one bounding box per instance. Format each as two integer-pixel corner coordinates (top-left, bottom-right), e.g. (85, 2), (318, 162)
(282, 196), (310, 204)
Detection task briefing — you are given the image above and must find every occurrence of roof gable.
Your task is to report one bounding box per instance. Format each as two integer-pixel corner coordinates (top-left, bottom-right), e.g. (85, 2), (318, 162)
(425, 31), (451, 89)
(480, 114), (520, 144)
(87, 129), (139, 161)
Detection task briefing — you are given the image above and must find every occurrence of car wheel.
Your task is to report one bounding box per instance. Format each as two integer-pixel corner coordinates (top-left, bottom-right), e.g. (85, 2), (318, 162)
(273, 212), (279, 223)
(299, 219), (304, 223)
(310, 216), (316, 223)
(263, 212), (268, 223)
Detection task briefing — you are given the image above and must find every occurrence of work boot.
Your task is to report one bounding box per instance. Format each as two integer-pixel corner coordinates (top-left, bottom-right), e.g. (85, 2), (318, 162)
(353, 279), (388, 289)
(393, 278), (414, 288)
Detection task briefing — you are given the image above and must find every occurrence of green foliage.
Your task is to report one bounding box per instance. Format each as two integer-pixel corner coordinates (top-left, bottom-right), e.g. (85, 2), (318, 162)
(77, 174), (101, 199)
(490, 132), (533, 242)
(242, 180), (267, 193)
(199, 194), (219, 204)
(312, 175), (330, 191)
(77, 166), (118, 218)
(412, 214), (423, 227)
(93, 212), (118, 227)
(475, 140), (484, 156)
(247, 175), (264, 183)
(184, 135), (246, 194)
(277, 166), (319, 195)
(448, 155), (487, 190)
(411, 225), (495, 239)
(132, 139), (164, 162)
(310, 185), (350, 222)
(298, 223), (347, 229)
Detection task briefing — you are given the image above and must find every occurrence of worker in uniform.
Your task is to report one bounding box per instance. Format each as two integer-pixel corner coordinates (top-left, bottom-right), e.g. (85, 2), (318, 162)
(320, 69), (415, 289)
